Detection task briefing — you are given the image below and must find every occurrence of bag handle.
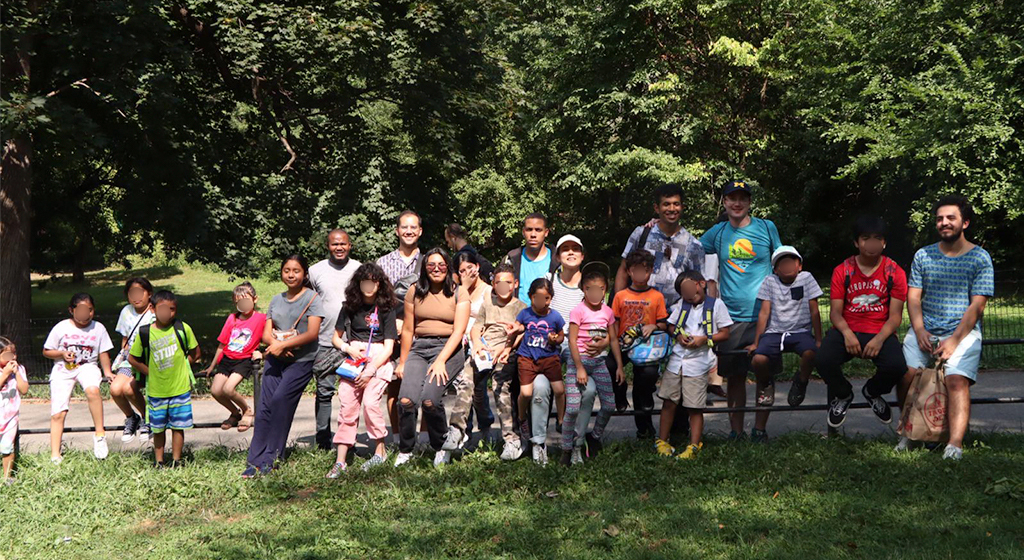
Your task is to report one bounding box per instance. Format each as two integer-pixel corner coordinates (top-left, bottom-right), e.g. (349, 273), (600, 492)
(289, 290), (318, 331)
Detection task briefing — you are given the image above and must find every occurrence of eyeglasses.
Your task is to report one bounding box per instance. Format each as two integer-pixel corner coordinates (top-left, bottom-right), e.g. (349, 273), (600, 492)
(426, 263), (448, 272)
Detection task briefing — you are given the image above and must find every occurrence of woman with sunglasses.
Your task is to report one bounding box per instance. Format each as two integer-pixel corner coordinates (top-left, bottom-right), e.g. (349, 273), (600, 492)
(394, 248), (471, 467)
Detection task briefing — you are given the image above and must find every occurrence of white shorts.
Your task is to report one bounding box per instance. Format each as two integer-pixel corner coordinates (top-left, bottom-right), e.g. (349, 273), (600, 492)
(903, 329), (982, 383)
(49, 363), (103, 416)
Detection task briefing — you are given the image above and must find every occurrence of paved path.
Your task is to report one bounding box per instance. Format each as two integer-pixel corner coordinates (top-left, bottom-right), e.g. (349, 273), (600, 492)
(16, 371), (1023, 456)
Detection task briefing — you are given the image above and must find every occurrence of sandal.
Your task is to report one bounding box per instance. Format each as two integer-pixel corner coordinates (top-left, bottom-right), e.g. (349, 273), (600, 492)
(221, 414), (242, 430)
(237, 411), (254, 432)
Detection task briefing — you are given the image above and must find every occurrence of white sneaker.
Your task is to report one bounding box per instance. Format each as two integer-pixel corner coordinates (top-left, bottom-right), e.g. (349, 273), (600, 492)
(394, 452), (414, 467)
(500, 440), (524, 461)
(433, 450), (451, 467)
(894, 436), (912, 452)
(942, 444), (963, 461)
(441, 426), (469, 451)
(570, 447), (584, 465)
(532, 444), (548, 466)
(93, 435), (109, 460)
(50, 455), (63, 466)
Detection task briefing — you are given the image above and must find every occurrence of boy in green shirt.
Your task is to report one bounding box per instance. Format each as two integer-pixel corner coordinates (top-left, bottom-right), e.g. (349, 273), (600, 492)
(128, 290), (200, 466)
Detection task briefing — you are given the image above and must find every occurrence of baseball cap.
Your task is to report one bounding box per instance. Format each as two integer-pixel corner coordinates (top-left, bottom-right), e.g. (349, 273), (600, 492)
(555, 234), (584, 252)
(771, 245), (802, 267)
(722, 179), (752, 198)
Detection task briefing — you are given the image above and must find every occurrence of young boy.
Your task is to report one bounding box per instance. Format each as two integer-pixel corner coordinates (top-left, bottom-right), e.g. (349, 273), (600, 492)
(612, 250), (669, 438)
(816, 216), (908, 429)
(128, 290), (200, 466)
(463, 263), (527, 460)
(659, 270), (732, 459)
(746, 246), (823, 441)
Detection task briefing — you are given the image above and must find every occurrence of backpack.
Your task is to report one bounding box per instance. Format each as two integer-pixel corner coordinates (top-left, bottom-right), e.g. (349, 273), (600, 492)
(137, 320), (192, 390)
(671, 296), (718, 344)
(841, 256), (896, 306)
(503, 245), (559, 288)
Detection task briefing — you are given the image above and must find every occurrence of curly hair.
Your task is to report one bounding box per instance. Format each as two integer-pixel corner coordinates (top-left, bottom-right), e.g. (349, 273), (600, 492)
(343, 263), (397, 315)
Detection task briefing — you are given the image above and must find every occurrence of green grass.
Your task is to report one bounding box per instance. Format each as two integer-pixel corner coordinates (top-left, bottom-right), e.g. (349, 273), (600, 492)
(4, 433), (1023, 559)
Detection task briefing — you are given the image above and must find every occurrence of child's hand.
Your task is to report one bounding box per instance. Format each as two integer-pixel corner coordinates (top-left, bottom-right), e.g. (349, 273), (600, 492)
(475, 344), (492, 359)
(348, 342), (367, 360)
(394, 362), (405, 379)
(496, 348), (511, 365)
(641, 324), (656, 338)
(862, 336), (883, 359)
(61, 350), (76, 363)
(585, 336), (609, 357)
(547, 331), (560, 345)
(501, 322), (519, 336)
(685, 335), (708, 349)
(615, 366), (625, 385)
(1, 360), (16, 376)
(576, 367), (588, 387)
(744, 343), (758, 355)
(355, 369), (372, 389)
(252, 350), (263, 361)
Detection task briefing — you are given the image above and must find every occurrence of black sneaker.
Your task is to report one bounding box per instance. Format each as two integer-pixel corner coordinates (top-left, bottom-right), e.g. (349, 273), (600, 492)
(787, 380), (808, 407)
(861, 385), (892, 424)
(584, 432), (603, 458)
(121, 414), (140, 443)
(750, 428), (769, 443)
(827, 394), (854, 428)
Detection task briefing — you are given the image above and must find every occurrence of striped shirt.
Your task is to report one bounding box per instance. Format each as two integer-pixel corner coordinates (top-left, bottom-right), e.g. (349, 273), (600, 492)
(376, 248), (421, 286)
(909, 244), (994, 337)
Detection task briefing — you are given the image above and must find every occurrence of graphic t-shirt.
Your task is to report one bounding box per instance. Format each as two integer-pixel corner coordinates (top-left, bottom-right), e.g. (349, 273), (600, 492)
(569, 302), (616, 357)
(701, 218), (781, 322)
(611, 287), (668, 331)
(1, 364), (27, 424)
(475, 295), (527, 351)
(43, 320), (114, 379)
(830, 256), (908, 335)
(517, 248), (553, 304)
(129, 322), (199, 398)
(666, 298), (733, 376)
(266, 289), (326, 362)
(756, 272), (824, 334)
(515, 307), (565, 360)
(622, 224), (706, 308)
(216, 311), (268, 360)
(338, 304), (398, 344)
(909, 244), (994, 337)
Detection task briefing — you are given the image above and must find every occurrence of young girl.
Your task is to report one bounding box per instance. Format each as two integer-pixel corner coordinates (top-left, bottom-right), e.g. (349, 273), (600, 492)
(1, 337), (29, 482)
(43, 293), (114, 463)
(112, 277), (155, 443)
(203, 282), (266, 432)
(326, 263), (398, 478)
(562, 271), (624, 466)
(513, 277), (566, 465)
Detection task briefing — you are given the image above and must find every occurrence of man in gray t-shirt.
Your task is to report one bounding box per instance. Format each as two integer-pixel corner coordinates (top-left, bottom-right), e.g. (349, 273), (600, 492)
(309, 229), (360, 450)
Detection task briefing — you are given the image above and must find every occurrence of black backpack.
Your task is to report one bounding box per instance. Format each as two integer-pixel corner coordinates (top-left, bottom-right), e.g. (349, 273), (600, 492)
(136, 320), (189, 389)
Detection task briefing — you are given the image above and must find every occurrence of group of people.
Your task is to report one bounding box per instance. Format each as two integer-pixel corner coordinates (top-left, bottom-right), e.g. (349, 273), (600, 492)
(0, 181), (995, 483)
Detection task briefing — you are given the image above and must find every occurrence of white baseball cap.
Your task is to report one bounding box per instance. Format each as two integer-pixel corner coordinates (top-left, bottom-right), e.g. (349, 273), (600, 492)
(555, 234), (584, 252)
(771, 245), (802, 267)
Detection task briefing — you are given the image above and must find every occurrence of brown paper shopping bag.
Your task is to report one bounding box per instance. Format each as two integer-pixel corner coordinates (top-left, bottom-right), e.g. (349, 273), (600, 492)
(897, 362), (949, 443)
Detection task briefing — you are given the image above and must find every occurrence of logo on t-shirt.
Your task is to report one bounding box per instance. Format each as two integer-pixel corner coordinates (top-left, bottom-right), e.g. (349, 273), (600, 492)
(727, 238), (756, 273)
(525, 320), (553, 348)
(227, 327), (254, 353)
(620, 300), (650, 329)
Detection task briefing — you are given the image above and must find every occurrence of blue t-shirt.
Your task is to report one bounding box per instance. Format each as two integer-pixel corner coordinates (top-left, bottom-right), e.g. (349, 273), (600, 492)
(515, 307), (565, 360)
(517, 248), (553, 304)
(700, 218), (781, 322)
(909, 244), (994, 337)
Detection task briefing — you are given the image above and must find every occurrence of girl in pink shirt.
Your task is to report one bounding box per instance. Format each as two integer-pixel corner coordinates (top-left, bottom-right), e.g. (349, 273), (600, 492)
(1, 337), (30, 482)
(202, 282), (266, 432)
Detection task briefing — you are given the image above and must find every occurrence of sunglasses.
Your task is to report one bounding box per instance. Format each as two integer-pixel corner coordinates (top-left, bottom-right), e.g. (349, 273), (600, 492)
(426, 263), (448, 271)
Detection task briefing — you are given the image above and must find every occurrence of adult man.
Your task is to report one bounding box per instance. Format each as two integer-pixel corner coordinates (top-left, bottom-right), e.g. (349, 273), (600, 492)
(309, 229), (360, 450)
(445, 223), (494, 282)
(701, 180), (781, 441)
(501, 213), (560, 304)
(901, 195), (993, 460)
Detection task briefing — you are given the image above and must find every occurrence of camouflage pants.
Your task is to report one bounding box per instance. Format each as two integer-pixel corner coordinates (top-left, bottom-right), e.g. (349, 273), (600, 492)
(449, 353), (520, 443)
(448, 356), (496, 433)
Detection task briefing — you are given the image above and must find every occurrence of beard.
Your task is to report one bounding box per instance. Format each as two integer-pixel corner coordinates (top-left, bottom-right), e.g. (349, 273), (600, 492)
(938, 226), (963, 243)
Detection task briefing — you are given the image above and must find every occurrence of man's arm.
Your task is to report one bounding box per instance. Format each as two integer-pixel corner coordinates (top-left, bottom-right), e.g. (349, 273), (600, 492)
(936, 295), (989, 360)
(906, 287), (932, 353)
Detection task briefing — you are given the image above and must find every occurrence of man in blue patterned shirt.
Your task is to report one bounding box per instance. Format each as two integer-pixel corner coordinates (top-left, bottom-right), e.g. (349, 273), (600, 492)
(902, 195), (994, 460)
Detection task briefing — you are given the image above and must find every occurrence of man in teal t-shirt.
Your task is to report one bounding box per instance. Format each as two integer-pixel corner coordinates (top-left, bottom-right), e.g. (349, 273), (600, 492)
(700, 180), (781, 441)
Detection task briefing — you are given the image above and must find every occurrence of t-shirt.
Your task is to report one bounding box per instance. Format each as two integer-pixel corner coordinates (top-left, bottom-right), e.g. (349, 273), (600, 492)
(611, 287), (668, 332)
(309, 258), (361, 347)
(216, 311), (268, 360)
(475, 294), (527, 350)
(1, 364), (27, 424)
(909, 244), (994, 337)
(339, 304), (398, 344)
(517, 248), (552, 304)
(43, 319), (114, 379)
(701, 218), (782, 322)
(622, 224), (707, 307)
(409, 287), (465, 337)
(266, 289), (326, 362)
(549, 274), (584, 334)
(666, 298), (733, 376)
(114, 304), (155, 370)
(830, 256), (908, 335)
(569, 302), (616, 357)
(515, 307), (566, 360)
(756, 272), (824, 334)
(129, 322), (199, 398)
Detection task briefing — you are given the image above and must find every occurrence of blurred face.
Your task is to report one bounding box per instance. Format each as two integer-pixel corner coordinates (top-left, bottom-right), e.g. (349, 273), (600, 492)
(281, 259), (306, 289)
(425, 254), (448, 284)
(935, 204), (967, 243)
(0, 345), (16, 366)
(855, 233), (886, 259)
(529, 287), (552, 311)
(70, 301), (95, 325)
(154, 301), (177, 324)
(628, 263), (652, 286)
(327, 231), (351, 263)
(458, 261), (480, 286)
(679, 279), (706, 305)
(582, 278), (607, 306)
(723, 192), (751, 221)
(397, 215), (422, 249)
(359, 279), (379, 300)
(655, 195), (683, 225)
(522, 218), (549, 250)
(774, 256), (802, 283)
(492, 272), (516, 299)
(557, 241), (583, 269)
(235, 294), (256, 314)
(127, 284), (150, 310)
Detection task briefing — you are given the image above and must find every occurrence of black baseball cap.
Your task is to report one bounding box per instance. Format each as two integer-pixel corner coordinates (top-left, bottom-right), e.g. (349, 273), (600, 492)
(722, 179), (752, 197)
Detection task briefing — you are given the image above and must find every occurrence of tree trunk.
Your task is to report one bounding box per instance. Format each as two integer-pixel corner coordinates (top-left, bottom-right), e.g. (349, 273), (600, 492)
(1, 135), (33, 349)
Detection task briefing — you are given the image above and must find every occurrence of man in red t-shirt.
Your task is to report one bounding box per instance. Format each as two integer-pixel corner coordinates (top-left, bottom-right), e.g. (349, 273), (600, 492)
(817, 216), (909, 429)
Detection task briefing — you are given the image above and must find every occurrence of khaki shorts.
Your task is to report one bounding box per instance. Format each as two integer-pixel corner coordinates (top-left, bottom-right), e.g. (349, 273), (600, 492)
(657, 371), (707, 409)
